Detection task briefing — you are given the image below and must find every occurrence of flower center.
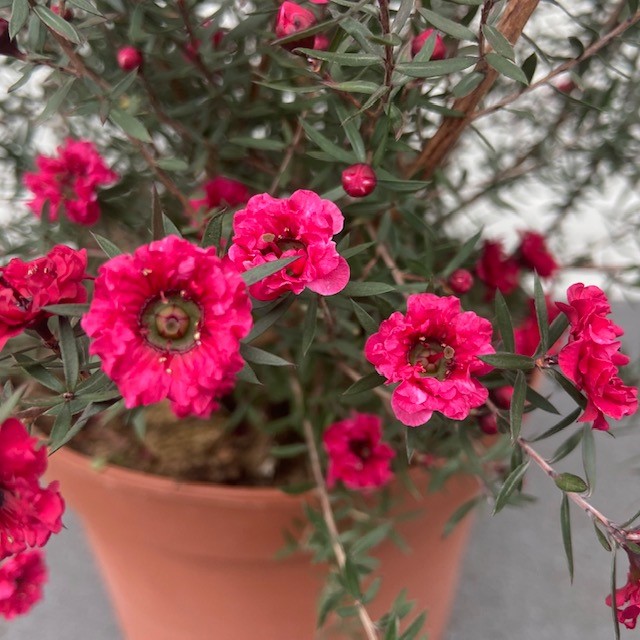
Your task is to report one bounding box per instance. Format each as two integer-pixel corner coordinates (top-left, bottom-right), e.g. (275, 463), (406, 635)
(276, 238), (305, 253)
(140, 293), (202, 352)
(409, 339), (454, 380)
(349, 438), (372, 461)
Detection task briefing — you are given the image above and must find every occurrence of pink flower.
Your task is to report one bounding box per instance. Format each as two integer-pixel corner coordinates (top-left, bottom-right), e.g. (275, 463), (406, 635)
(117, 46), (143, 71)
(475, 240), (520, 297)
(24, 139), (118, 226)
(189, 176), (250, 213)
(274, 2), (316, 50)
(0, 551), (47, 620)
(411, 29), (446, 60)
(365, 294), (495, 427)
(447, 269), (474, 294)
(0, 245), (87, 351)
(323, 414), (395, 491)
(313, 34), (330, 51)
(341, 164), (377, 198)
(0, 419), (65, 559)
(556, 284), (638, 431)
(517, 231), (559, 277)
(82, 236), (253, 418)
(227, 190), (350, 301)
(607, 554), (640, 629)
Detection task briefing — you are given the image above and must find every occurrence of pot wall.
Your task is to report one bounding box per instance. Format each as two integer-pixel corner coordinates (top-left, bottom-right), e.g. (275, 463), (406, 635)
(47, 446), (478, 640)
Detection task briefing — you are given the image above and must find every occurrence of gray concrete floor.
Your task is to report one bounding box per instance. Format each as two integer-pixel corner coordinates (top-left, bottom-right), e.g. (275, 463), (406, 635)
(1, 303), (639, 639)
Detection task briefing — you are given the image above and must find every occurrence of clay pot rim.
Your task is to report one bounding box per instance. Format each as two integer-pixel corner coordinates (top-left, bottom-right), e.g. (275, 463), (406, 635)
(50, 443), (310, 505)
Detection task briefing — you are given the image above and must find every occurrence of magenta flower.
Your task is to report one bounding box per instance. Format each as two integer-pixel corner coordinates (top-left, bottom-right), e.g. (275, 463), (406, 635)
(274, 2), (316, 50)
(556, 284), (638, 431)
(607, 553), (640, 630)
(365, 294), (495, 427)
(475, 240), (520, 297)
(227, 190), (350, 301)
(189, 176), (250, 213)
(411, 29), (446, 60)
(82, 236), (253, 418)
(0, 419), (64, 560)
(0, 551), (47, 620)
(517, 231), (559, 278)
(24, 139), (118, 226)
(0, 245), (87, 351)
(323, 414), (395, 491)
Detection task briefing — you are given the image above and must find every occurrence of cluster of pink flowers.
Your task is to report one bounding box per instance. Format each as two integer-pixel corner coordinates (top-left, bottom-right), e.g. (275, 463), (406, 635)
(227, 190), (350, 301)
(323, 413), (395, 490)
(475, 232), (558, 297)
(0, 418), (65, 618)
(24, 139), (118, 226)
(0, 245), (88, 351)
(556, 284), (638, 431)
(365, 293), (495, 427)
(82, 235), (253, 418)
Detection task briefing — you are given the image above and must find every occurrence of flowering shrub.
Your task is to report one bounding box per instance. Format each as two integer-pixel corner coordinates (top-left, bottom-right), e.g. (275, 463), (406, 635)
(0, 0), (639, 636)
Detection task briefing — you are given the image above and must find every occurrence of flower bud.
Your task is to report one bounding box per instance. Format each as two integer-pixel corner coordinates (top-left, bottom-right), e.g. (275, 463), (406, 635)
(117, 46), (143, 71)
(411, 28), (446, 60)
(313, 34), (330, 51)
(448, 269), (473, 294)
(275, 2), (316, 51)
(341, 164), (377, 198)
(0, 19), (24, 59)
(479, 414), (498, 435)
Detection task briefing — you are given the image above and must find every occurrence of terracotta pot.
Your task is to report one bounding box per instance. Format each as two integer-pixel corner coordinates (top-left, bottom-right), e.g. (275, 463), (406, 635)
(47, 446), (479, 640)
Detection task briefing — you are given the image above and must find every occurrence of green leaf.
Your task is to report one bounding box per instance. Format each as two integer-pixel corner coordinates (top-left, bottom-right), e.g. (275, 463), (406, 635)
(295, 49), (381, 67)
(318, 588), (344, 627)
(270, 443), (307, 458)
(342, 556), (361, 598)
(342, 282), (395, 297)
(342, 371), (385, 396)
(549, 428), (584, 464)
(335, 104), (366, 163)
(451, 71), (485, 98)
(396, 56), (476, 79)
(91, 233), (123, 258)
(33, 5), (81, 44)
(240, 344), (293, 368)
(482, 25), (515, 60)
(301, 295), (318, 358)
(58, 317), (79, 392)
(495, 291), (515, 353)
(444, 497), (482, 537)
(418, 8), (476, 41)
(485, 52), (529, 85)
(156, 158), (189, 172)
(42, 303), (89, 317)
(494, 460), (530, 513)
(162, 214), (182, 238)
(611, 548), (621, 640)
(581, 423), (596, 495)
(241, 256), (299, 287)
(351, 522), (393, 556)
(35, 76), (75, 125)
(10, 0), (29, 39)
(300, 120), (357, 164)
(546, 368), (587, 409)
(109, 110), (153, 143)
(0, 385), (27, 424)
(151, 184), (164, 241)
(229, 137), (286, 151)
(533, 274), (549, 356)
(521, 52), (537, 83)
(14, 355), (65, 393)
(201, 213), (223, 250)
(399, 612), (427, 640)
(67, 0), (103, 16)
(531, 407), (582, 442)
(351, 300), (379, 335)
(246, 295), (295, 342)
(560, 494), (574, 582)
(547, 313), (569, 349)
(235, 363), (262, 385)
(49, 402), (72, 450)
(554, 472), (588, 493)
(49, 402), (105, 454)
(478, 353), (535, 371)
(110, 69), (138, 100)
(593, 522), (611, 552)
(509, 370), (526, 440)
(441, 229), (482, 277)
(620, 508), (640, 529)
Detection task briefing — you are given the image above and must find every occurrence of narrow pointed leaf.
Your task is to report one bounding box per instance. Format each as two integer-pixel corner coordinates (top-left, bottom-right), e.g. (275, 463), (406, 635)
(241, 257), (298, 286)
(418, 8), (476, 41)
(351, 300), (379, 335)
(444, 497), (482, 537)
(531, 407), (582, 442)
(482, 24), (515, 60)
(34, 5), (81, 44)
(301, 295), (318, 358)
(494, 291), (514, 353)
(42, 304), (89, 317)
(549, 429), (584, 464)
(151, 185), (164, 240)
(342, 282), (395, 297)
(486, 52), (529, 84)
(582, 423), (596, 495)
(533, 274), (549, 356)
(441, 229), (482, 277)
(509, 370), (526, 440)
(109, 110), (153, 143)
(58, 317), (79, 392)
(10, 0), (29, 40)
(494, 460), (530, 513)
(240, 344), (293, 367)
(548, 312), (569, 348)
(561, 494), (574, 582)
(92, 233), (123, 258)
(478, 353), (535, 370)
(342, 371), (385, 396)
(0, 385), (27, 424)
(593, 523), (612, 552)
(201, 213), (224, 250)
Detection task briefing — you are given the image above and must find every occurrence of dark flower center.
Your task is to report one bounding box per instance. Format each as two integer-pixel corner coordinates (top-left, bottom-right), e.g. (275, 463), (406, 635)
(140, 293), (202, 352)
(276, 238), (305, 253)
(409, 338), (454, 380)
(349, 438), (372, 461)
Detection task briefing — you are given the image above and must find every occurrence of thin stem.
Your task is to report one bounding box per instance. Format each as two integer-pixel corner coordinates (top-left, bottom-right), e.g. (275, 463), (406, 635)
(290, 376), (380, 640)
(270, 116), (306, 195)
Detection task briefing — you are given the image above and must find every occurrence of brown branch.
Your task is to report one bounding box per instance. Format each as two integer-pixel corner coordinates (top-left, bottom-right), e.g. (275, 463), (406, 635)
(404, 0), (541, 179)
(269, 116), (306, 194)
(472, 9), (640, 121)
(290, 376), (380, 640)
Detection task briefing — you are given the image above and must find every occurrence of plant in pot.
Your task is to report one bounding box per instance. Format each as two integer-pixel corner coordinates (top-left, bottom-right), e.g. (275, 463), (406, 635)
(0, 0), (639, 639)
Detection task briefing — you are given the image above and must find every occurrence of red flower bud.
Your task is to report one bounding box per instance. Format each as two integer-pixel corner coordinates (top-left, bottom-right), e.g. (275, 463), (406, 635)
(117, 46), (143, 71)
(313, 34), (330, 51)
(341, 164), (377, 198)
(0, 18), (24, 59)
(275, 2), (316, 51)
(411, 29), (446, 60)
(448, 268), (474, 294)
(479, 414), (498, 435)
